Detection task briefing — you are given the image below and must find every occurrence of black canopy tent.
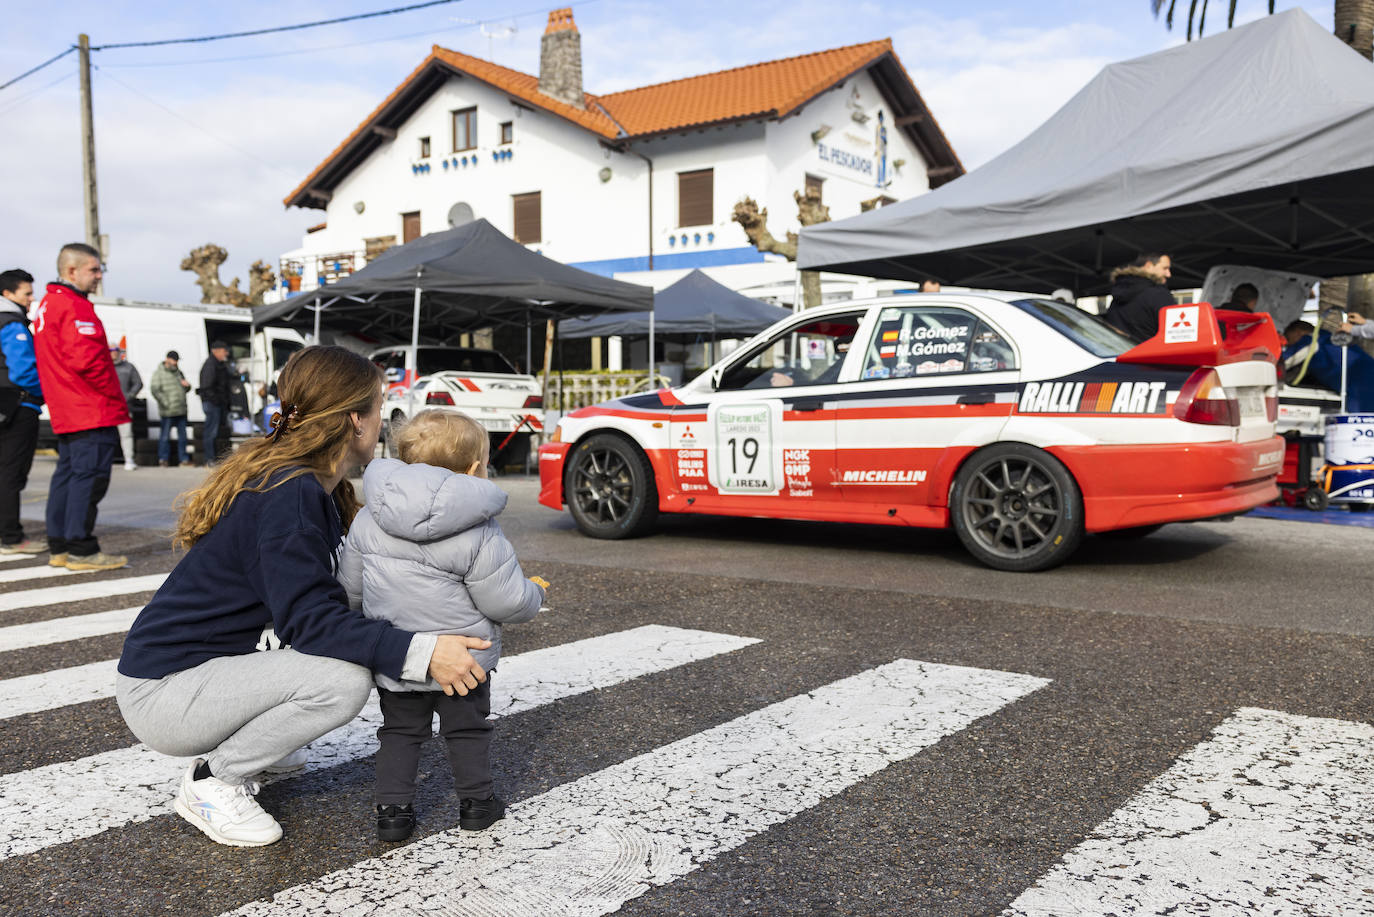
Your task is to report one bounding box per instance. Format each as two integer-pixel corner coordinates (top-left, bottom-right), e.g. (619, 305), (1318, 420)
(797, 10), (1374, 296)
(558, 269), (792, 366)
(253, 219), (653, 361)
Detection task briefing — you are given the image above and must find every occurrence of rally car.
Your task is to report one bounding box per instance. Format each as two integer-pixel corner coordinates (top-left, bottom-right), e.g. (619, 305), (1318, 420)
(376, 346), (543, 465)
(538, 294), (1283, 571)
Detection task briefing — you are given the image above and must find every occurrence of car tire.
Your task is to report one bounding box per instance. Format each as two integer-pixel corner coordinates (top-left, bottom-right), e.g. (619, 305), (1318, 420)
(564, 433), (658, 539)
(950, 443), (1084, 572)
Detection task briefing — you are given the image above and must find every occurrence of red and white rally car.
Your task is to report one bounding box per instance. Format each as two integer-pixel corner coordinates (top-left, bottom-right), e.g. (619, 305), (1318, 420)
(538, 294), (1284, 571)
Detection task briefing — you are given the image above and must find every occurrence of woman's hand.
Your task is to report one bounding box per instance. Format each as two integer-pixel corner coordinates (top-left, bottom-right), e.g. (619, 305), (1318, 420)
(429, 634), (492, 696)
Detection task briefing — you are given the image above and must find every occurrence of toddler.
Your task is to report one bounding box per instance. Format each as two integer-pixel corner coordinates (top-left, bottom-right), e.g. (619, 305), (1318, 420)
(339, 409), (546, 842)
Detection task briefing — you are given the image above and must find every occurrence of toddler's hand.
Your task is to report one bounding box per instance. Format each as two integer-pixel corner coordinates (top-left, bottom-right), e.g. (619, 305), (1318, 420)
(529, 575), (550, 589)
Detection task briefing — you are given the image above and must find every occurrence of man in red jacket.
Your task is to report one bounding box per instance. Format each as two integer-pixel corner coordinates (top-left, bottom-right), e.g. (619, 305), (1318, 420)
(31, 243), (129, 571)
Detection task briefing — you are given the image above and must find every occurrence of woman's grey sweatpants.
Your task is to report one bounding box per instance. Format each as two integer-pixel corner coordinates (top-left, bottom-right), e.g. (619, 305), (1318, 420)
(116, 649), (373, 785)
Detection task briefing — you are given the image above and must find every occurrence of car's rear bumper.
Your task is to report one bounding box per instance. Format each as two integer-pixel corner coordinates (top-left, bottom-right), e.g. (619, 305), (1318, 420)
(538, 443), (570, 509)
(1051, 436), (1284, 531)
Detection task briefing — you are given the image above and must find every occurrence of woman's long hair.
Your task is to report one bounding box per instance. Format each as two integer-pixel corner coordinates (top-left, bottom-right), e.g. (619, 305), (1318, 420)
(174, 345), (383, 549)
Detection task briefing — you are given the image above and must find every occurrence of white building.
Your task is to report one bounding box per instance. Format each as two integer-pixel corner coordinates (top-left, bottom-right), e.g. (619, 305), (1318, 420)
(277, 7), (963, 307)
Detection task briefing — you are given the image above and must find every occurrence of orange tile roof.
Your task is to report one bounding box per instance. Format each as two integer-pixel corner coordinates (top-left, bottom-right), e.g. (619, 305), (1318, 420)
(286, 37), (943, 208)
(597, 39), (893, 136)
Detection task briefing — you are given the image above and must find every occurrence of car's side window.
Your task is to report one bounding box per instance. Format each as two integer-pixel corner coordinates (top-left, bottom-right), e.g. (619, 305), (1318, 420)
(717, 313), (864, 391)
(859, 306), (1016, 379)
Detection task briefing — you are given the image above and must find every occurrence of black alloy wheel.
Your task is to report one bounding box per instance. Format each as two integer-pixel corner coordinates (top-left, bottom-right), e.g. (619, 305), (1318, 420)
(951, 443), (1084, 572)
(565, 433), (658, 539)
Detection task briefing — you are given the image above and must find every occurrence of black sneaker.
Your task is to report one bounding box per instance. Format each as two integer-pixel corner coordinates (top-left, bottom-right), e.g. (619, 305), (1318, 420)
(376, 803), (414, 842)
(459, 795), (505, 831)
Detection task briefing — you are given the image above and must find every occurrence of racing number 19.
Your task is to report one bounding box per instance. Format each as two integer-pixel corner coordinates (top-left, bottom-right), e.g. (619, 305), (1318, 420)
(727, 437), (760, 474)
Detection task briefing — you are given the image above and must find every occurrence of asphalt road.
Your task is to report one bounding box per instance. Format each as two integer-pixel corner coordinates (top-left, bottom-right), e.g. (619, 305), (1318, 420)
(2, 457), (1372, 916)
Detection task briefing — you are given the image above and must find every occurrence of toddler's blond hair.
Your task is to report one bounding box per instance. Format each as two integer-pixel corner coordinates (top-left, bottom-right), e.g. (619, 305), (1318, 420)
(394, 409), (487, 473)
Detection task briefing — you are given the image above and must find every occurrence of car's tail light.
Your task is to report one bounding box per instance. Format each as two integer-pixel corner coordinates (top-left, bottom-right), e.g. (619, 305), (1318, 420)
(425, 391), (455, 405)
(1173, 368), (1238, 426)
(522, 395), (543, 409)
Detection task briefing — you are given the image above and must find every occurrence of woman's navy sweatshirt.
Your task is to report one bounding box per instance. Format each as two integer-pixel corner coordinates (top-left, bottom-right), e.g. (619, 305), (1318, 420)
(118, 472), (414, 680)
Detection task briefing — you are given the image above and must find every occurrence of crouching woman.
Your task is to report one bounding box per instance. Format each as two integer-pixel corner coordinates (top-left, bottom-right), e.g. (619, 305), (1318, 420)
(115, 345), (490, 847)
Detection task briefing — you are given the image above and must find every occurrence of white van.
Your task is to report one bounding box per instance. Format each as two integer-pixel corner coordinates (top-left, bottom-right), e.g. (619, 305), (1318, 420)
(35, 297), (307, 463)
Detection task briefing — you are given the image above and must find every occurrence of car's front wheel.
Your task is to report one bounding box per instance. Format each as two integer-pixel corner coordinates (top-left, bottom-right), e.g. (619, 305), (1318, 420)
(951, 443), (1084, 572)
(565, 433), (658, 539)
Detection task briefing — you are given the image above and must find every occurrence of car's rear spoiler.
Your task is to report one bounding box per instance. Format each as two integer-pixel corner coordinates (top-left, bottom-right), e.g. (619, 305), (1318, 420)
(1117, 302), (1282, 367)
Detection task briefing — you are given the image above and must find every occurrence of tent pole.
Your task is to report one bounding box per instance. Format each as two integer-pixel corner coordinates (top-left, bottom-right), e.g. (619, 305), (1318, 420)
(312, 303), (320, 343)
(649, 309), (656, 390)
(411, 276), (422, 387)
(525, 309), (531, 374)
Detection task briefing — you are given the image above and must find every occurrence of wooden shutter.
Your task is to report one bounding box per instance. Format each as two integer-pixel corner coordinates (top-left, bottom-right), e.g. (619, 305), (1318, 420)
(513, 192), (541, 244)
(678, 169), (713, 227)
(402, 211), (421, 244)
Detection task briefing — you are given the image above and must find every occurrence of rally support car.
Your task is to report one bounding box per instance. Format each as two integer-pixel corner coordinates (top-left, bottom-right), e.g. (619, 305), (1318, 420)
(376, 346), (543, 466)
(538, 295), (1283, 572)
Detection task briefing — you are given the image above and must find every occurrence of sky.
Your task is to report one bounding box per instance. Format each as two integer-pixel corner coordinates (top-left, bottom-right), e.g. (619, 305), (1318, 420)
(0, 0), (1337, 303)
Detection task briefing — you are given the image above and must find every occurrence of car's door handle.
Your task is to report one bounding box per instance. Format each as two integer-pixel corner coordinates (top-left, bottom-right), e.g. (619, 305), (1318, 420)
(957, 393), (995, 405)
(791, 397), (826, 412)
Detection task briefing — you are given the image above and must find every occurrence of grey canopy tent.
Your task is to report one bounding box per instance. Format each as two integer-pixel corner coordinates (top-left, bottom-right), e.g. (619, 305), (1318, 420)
(797, 9), (1374, 296)
(254, 219), (652, 350)
(558, 269), (791, 339)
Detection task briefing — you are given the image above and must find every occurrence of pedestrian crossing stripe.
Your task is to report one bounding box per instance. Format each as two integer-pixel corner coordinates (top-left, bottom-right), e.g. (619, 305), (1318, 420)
(0, 573), (168, 613)
(0, 563), (88, 585)
(0, 605), (140, 653)
(0, 625), (758, 861)
(1003, 707), (1374, 916)
(220, 660), (1051, 917)
(0, 659), (117, 720)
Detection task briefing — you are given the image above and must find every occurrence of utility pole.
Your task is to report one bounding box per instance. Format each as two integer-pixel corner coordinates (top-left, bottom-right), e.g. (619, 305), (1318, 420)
(78, 33), (103, 292)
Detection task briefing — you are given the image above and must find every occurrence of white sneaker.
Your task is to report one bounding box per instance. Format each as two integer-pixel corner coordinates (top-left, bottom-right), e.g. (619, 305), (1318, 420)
(261, 747), (308, 774)
(124, 462), (137, 471)
(173, 760), (283, 847)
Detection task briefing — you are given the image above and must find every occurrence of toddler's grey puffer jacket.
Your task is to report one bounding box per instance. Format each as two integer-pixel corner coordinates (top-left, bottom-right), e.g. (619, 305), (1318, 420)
(339, 458), (544, 692)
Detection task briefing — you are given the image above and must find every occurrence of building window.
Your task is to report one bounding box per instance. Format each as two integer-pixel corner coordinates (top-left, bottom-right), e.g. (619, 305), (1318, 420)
(500, 121), (513, 145)
(804, 173), (824, 201)
(418, 136), (431, 159)
(402, 211), (421, 244)
(513, 192), (541, 244)
(452, 107), (477, 152)
(678, 168), (713, 227)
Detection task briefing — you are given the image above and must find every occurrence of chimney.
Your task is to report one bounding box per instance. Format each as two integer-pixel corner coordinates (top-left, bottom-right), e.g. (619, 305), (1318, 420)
(538, 8), (585, 110)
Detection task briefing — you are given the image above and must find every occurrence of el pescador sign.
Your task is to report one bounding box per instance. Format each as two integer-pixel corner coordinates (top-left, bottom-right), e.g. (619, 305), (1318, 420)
(817, 142), (873, 178)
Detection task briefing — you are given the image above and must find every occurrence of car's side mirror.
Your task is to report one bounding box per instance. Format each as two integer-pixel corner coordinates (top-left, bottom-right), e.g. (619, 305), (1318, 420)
(710, 366), (724, 391)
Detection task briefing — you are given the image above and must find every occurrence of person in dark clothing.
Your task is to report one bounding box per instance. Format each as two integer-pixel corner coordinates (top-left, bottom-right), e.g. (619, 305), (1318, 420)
(1219, 282), (1259, 313)
(0, 269), (45, 554)
(1281, 320), (1374, 412)
(1103, 252), (1175, 342)
(198, 341), (231, 465)
(115, 345), (491, 848)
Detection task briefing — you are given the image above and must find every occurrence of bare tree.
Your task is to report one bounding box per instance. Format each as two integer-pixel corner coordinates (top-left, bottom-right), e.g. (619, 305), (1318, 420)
(180, 244), (276, 307)
(732, 187), (830, 309)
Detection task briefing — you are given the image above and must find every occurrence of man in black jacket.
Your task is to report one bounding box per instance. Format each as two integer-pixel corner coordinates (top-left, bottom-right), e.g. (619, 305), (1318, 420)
(198, 341), (231, 465)
(1103, 253), (1175, 342)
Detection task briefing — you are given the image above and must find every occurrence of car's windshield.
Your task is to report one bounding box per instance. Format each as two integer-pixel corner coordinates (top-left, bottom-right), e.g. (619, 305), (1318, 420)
(418, 348), (518, 375)
(1011, 299), (1135, 358)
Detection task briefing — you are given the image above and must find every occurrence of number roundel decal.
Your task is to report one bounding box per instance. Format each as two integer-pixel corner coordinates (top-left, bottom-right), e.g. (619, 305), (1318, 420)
(714, 403), (775, 494)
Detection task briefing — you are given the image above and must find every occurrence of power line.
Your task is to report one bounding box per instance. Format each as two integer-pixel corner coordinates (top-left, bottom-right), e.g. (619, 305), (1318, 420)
(93, 65), (296, 179)
(90, 0), (466, 50)
(0, 68), (75, 117)
(0, 46), (76, 92)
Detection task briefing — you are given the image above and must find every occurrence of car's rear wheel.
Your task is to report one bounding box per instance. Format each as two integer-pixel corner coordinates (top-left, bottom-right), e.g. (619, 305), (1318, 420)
(951, 443), (1084, 572)
(565, 433), (658, 539)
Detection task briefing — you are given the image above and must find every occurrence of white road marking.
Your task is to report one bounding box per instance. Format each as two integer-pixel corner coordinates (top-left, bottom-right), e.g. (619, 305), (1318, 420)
(1005, 707), (1374, 916)
(0, 573), (167, 612)
(223, 659), (1050, 917)
(0, 660), (118, 719)
(0, 554), (37, 564)
(0, 606), (140, 653)
(0, 625), (759, 860)
(0, 564), (86, 585)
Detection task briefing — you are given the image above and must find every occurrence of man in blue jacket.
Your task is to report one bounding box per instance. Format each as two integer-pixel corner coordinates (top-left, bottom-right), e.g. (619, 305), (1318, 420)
(0, 269), (46, 554)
